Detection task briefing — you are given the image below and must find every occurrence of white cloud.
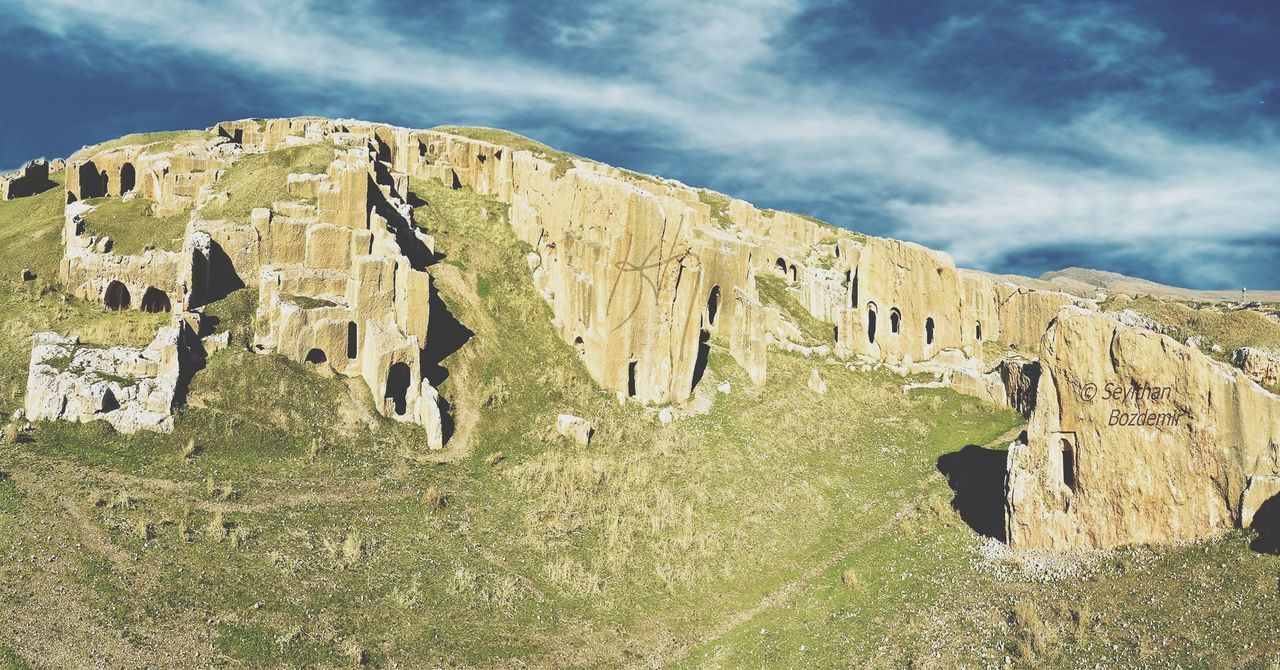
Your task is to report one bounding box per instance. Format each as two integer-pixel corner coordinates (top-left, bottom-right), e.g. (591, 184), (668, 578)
(7, 0), (1278, 287)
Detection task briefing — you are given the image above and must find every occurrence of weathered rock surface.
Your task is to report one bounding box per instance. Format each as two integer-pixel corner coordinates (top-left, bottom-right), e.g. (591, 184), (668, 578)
(24, 317), (202, 434)
(556, 414), (593, 445)
(807, 369), (828, 394)
(1006, 307), (1280, 549)
(1234, 347), (1280, 389)
(1, 159), (52, 200)
(948, 358), (1040, 418)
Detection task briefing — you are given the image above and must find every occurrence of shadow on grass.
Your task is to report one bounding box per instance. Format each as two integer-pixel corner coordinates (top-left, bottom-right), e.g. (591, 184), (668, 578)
(937, 444), (1007, 542)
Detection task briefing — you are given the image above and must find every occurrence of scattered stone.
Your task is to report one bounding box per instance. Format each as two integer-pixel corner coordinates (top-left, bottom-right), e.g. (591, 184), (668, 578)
(807, 369), (827, 394)
(1234, 347), (1280, 389)
(555, 414), (593, 446)
(717, 381), (731, 394)
(658, 407), (674, 424)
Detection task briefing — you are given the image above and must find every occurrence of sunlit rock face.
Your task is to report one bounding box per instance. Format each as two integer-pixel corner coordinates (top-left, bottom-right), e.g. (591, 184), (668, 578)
(1007, 307), (1280, 549)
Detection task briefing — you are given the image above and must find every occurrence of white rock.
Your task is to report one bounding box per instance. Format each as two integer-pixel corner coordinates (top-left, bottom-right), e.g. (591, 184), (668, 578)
(807, 369), (828, 394)
(555, 414), (593, 445)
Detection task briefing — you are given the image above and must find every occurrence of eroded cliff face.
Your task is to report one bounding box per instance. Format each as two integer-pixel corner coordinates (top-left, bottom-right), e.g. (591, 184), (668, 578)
(1006, 307), (1280, 549)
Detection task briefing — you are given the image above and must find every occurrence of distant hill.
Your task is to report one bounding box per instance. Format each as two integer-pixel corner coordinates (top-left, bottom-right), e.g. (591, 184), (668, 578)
(1037, 267), (1280, 303)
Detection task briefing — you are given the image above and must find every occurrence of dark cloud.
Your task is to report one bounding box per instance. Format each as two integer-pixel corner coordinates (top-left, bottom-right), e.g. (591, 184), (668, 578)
(1, 0), (1275, 288)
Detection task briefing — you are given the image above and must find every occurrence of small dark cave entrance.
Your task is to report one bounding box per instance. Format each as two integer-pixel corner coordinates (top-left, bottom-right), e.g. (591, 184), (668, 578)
(937, 444), (1008, 541)
(691, 328), (712, 391)
(100, 389), (119, 413)
(627, 361), (638, 398)
(706, 285), (721, 328)
(889, 308), (901, 334)
(347, 322), (359, 359)
(120, 163), (136, 194)
(1062, 439), (1077, 492)
(866, 303), (878, 344)
(140, 287), (171, 313)
(104, 281), (131, 311)
(386, 362), (412, 416)
(305, 348), (328, 365)
(78, 161), (106, 199)
(925, 317), (935, 345)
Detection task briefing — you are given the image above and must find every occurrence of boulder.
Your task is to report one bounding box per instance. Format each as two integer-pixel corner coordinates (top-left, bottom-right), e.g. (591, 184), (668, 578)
(807, 369), (828, 394)
(1234, 348), (1280, 389)
(556, 414), (593, 445)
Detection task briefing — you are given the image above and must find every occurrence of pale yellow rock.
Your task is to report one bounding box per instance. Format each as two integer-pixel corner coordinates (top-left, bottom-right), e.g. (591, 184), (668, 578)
(556, 414), (593, 445)
(1006, 307), (1280, 549)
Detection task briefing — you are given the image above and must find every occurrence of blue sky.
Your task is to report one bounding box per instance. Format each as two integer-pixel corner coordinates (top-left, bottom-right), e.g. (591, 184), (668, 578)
(1, 1), (1277, 289)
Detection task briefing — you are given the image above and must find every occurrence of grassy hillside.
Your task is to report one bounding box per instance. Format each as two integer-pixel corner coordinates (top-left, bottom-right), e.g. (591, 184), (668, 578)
(199, 142), (334, 221)
(1102, 294), (1280, 362)
(79, 196), (190, 255)
(0, 140), (1276, 668)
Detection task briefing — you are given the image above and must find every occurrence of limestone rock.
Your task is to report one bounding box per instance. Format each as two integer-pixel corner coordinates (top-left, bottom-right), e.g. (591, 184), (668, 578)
(947, 358), (1040, 417)
(1006, 307), (1280, 549)
(1242, 475), (1280, 529)
(807, 369), (828, 394)
(556, 414), (593, 445)
(0, 158), (51, 200)
(24, 316), (201, 434)
(1234, 348), (1280, 389)
(419, 383), (445, 450)
(658, 407), (675, 424)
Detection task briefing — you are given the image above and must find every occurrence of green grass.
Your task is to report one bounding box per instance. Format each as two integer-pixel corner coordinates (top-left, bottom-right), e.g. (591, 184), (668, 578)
(287, 294), (338, 310)
(80, 196), (190, 255)
(699, 189), (732, 229)
(1102, 294), (1280, 363)
(0, 173), (65, 281)
(432, 125), (579, 178)
(198, 142), (335, 221)
(0, 178), (168, 414)
(756, 273), (837, 345)
(77, 129), (211, 157)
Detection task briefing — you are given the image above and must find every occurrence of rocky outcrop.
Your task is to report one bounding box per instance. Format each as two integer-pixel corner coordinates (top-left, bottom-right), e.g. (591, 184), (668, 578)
(1234, 348), (1280, 389)
(556, 414), (593, 445)
(1, 159), (52, 200)
(996, 285), (1087, 352)
(948, 357), (1040, 417)
(807, 369), (828, 394)
(1006, 307), (1280, 549)
(25, 315), (202, 434)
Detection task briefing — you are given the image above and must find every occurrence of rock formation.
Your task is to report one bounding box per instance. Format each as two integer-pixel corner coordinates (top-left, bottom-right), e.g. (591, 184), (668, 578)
(1234, 347), (1280, 389)
(25, 315), (202, 434)
(1, 158), (52, 200)
(16, 115), (1279, 553)
(1006, 307), (1280, 549)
